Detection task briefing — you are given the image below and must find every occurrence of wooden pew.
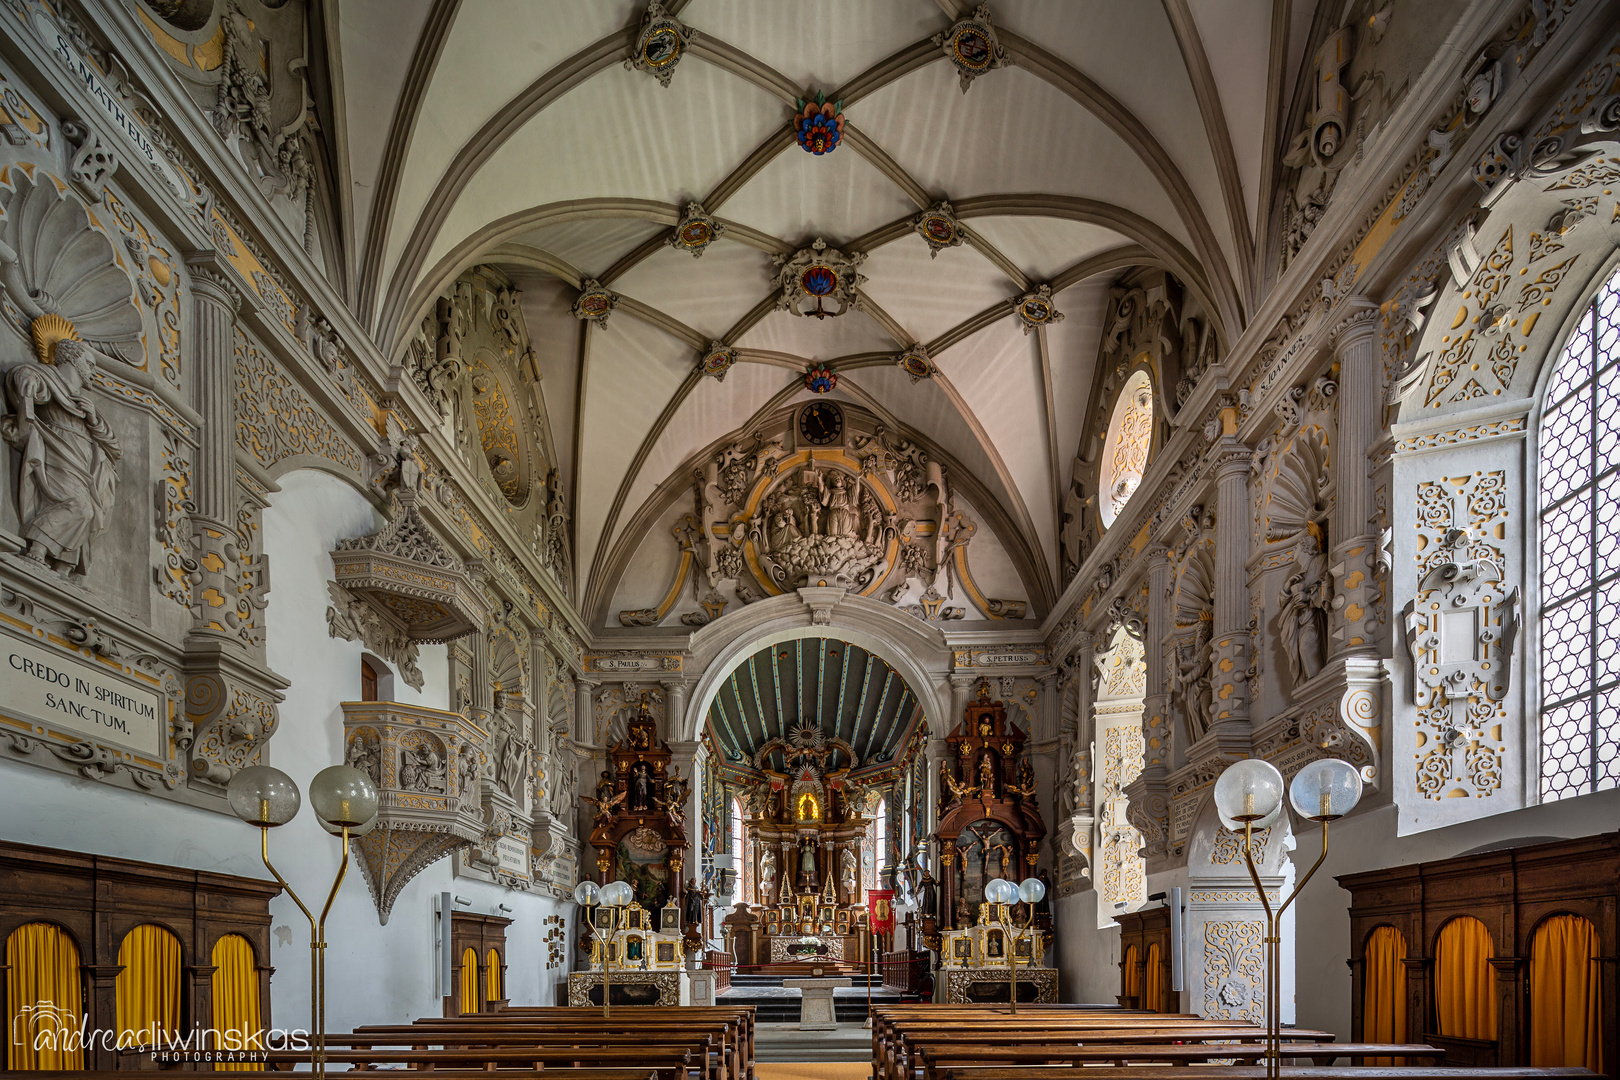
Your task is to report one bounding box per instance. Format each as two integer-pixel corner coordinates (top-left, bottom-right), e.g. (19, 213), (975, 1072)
(915, 1042), (1445, 1080)
(262, 1044), (696, 1078)
(491, 1004), (756, 1075)
(337, 1025), (734, 1080)
(936, 1069), (1595, 1080)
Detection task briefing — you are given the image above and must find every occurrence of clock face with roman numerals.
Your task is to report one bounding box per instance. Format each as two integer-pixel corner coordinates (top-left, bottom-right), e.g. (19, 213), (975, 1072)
(799, 402), (843, 446)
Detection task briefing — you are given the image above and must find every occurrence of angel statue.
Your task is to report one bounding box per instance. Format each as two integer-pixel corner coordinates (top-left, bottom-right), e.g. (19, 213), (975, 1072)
(0, 327), (121, 575)
(940, 759), (977, 802)
(1006, 757), (1038, 799)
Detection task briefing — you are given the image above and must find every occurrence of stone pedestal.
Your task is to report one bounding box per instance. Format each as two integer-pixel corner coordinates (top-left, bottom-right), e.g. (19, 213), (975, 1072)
(782, 977), (851, 1030)
(687, 968), (717, 1006)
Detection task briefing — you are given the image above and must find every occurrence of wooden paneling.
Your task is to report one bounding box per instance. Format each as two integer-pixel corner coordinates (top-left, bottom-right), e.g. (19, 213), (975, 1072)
(1115, 905), (1173, 1012)
(1338, 832), (1620, 1076)
(0, 839), (281, 1070)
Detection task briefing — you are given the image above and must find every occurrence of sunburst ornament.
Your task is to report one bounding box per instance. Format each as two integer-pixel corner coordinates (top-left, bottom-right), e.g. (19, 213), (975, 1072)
(932, 4), (1010, 92)
(667, 201), (725, 257)
(30, 313), (80, 364)
(804, 364), (837, 394)
(1014, 284), (1065, 334)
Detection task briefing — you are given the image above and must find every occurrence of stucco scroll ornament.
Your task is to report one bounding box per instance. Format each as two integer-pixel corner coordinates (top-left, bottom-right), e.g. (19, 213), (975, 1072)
(1401, 528), (1519, 772)
(0, 323), (121, 576)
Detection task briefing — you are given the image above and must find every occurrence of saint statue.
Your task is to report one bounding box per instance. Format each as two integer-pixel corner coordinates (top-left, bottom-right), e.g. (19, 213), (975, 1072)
(824, 473), (859, 538)
(978, 750), (998, 797)
(629, 761), (653, 810)
(1, 336), (121, 575)
(839, 846), (858, 898)
(759, 848), (777, 901)
(799, 837), (817, 883)
(1278, 528), (1332, 688)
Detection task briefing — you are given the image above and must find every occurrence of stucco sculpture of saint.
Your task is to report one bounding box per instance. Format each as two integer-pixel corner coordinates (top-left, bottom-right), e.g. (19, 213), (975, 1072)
(1, 331), (121, 575)
(839, 846), (858, 899)
(758, 848), (777, 902)
(1278, 527), (1332, 688)
(824, 472), (859, 538)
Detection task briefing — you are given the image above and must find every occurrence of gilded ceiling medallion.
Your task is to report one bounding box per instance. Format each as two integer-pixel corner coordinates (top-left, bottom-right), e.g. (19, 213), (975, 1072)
(913, 201), (965, 257)
(699, 341), (738, 381)
(895, 346), (936, 383)
(624, 2), (697, 87)
(667, 201), (725, 257)
(793, 90), (845, 155)
(932, 4), (1010, 93)
(571, 278), (620, 329)
(774, 238), (866, 319)
(804, 364), (838, 394)
(1014, 284), (1065, 334)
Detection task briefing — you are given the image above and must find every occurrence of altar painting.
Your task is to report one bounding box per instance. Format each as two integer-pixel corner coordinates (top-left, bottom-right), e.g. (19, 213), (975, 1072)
(617, 826), (671, 909)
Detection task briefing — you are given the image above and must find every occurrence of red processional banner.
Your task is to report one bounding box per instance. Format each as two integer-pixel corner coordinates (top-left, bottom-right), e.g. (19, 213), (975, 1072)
(868, 889), (895, 934)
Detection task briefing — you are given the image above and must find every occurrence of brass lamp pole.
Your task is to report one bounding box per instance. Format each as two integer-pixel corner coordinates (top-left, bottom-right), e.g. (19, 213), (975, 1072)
(985, 876), (1046, 1014)
(1213, 757), (1363, 1080)
(227, 765), (379, 1080)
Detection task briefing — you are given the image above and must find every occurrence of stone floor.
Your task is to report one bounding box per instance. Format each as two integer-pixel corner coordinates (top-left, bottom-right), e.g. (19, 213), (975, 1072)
(754, 1021), (874, 1063)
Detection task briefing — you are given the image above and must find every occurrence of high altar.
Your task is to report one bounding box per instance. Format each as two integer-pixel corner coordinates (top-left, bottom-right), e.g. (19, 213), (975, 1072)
(928, 681), (1057, 1003)
(727, 725), (876, 966)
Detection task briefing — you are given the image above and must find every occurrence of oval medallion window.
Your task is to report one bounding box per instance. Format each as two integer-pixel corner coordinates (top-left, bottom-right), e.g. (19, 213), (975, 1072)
(1098, 370), (1154, 528)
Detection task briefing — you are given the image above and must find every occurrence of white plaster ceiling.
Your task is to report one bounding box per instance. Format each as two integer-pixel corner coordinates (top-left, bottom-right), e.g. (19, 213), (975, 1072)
(333, 0), (1279, 617)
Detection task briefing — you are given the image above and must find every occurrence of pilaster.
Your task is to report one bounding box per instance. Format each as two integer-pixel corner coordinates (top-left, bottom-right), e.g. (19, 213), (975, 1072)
(1209, 447), (1254, 752)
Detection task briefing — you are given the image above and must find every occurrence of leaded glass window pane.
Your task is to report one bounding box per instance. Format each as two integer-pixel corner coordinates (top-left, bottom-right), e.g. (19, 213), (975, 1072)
(1540, 267), (1620, 800)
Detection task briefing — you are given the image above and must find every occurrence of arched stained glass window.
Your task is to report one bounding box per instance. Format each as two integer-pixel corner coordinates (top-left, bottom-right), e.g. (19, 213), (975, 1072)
(1539, 265), (1620, 800)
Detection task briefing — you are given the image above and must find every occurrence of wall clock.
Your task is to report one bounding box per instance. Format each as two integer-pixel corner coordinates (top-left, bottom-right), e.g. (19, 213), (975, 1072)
(799, 402), (843, 446)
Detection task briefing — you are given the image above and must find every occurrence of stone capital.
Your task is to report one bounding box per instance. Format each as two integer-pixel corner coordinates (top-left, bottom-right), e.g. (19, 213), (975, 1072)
(1328, 297), (1380, 353)
(184, 253), (242, 313)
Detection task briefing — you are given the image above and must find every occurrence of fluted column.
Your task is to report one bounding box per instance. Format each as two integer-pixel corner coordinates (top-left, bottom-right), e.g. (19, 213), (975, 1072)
(1209, 445), (1254, 752)
(575, 678), (599, 745)
(183, 258), (242, 647)
(1126, 546), (1174, 860)
(662, 678), (689, 742)
(1328, 299), (1382, 657)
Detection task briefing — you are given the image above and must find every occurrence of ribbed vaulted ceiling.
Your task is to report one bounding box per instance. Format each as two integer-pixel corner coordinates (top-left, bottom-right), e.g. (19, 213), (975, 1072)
(706, 637), (921, 777)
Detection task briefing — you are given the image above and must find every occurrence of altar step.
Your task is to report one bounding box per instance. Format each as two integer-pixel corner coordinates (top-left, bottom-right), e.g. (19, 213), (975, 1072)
(719, 975), (900, 1025)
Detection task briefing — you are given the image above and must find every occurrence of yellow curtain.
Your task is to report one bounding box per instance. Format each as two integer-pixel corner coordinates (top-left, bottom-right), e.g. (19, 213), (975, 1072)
(1143, 943), (1163, 1013)
(1436, 916), (1496, 1041)
(485, 947), (502, 1004)
(116, 924), (182, 1049)
(1530, 915), (1603, 1072)
(211, 935), (261, 1072)
(1122, 943), (1140, 1004)
(1363, 925), (1408, 1065)
(6, 922), (84, 1070)
(459, 947), (478, 1015)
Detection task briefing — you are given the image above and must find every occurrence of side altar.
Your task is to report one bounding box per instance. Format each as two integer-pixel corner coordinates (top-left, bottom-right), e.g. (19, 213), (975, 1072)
(928, 682), (1057, 1003)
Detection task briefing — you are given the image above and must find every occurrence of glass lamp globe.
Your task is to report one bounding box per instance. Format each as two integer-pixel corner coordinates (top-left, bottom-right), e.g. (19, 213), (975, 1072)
(574, 881), (601, 907)
(988, 878), (1016, 905)
(601, 880), (634, 907)
(309, 765), (379, 829)
(1213, 758), (1284, 823)
(1290, 758), (1364, 821)
(1018, 876), (1046, 904)
(226, 766), (301, 827)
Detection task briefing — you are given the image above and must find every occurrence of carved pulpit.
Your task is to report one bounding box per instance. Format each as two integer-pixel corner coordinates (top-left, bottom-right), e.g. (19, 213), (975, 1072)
(933, 680), (1047, 932)
(587, 695), (690, 916)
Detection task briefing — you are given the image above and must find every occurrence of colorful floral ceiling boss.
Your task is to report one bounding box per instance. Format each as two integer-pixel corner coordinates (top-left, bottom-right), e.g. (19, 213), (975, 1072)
(668, 201), (725, 257)
(913, 201), (966, 257)
(895, 346), (936, 383)
(773, 238), (866, 319)
(933, 3), (1010, 93)
(572, 278), (620, 329)
(624, 2), (696, 87)
(1014, 283), (1065, 334)
(804, 364), (838, 394)
(699, 341), (738, 381)
(794, 90), (844, 154)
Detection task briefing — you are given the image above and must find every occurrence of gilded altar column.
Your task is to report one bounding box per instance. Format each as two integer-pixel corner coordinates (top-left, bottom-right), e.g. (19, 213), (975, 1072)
(1209, 444), (1254, 754)
(1328, 298), (1382, 658)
